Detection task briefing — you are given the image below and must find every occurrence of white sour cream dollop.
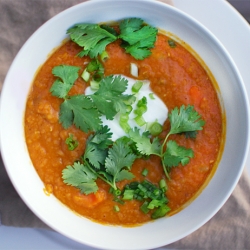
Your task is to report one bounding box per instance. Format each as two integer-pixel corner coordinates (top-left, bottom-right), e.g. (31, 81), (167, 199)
(85, 75), (168, 141)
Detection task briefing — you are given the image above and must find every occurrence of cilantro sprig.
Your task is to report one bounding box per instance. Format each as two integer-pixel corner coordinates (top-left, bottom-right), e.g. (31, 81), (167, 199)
(67, 18), (157, 60)
(127, 105), (205, 178)
(50, 65), (80, 98)
(63, 126), (137, 194)
(62, 105), (205, 196)
(50, 66), (134, 132)
(67, 23), (117, 58)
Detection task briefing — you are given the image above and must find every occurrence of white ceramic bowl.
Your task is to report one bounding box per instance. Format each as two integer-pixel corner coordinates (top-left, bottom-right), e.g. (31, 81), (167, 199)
(0, 0), (249, 249)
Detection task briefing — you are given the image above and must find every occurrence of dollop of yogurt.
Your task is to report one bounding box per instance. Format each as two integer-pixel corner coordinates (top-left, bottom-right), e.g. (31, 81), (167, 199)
(85, 75), (168, 141)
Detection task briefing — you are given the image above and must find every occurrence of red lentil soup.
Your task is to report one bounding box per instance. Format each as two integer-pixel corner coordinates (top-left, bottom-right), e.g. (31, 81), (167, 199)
(25, 32), (223, 226)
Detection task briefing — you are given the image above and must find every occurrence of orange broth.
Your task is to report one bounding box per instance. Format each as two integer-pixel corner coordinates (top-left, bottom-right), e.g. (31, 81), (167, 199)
(25, 33), (223, 226)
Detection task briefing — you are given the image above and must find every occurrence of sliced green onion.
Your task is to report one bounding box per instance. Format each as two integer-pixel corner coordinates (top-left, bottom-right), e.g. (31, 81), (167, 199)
(123, 189), (134, 200)
(134, 106), (147, 116)
(132, 81), (143, 93)
(90, 80), (100, 90)
(159, 179), (167, 190)
(153, 189), (160, 196)
(65, 134), (78, 151)
(81, 68), (90, 82)
(113, 197), (125, 205)
(142, 168), (148, 177)
(100, 50), (109, 62)
(148, 121), (163, 136)
(149, 93), (155, 100)
(134, 115), (146, 127)
(147, 199), (162, 209)
(119, 122), (131, 134)
(140, 201), (150, 214)
(138, 184), (147, 194)
(123, 95), (136, 105)
(93, 72), (103, 82)
(137, 96), (147, 107)
(151, 204), (171, 219)
(126, 105), (133, 114)
(119, 113), (131, 133)
(87, 59), (100, 72)
(120, 113), (129, 122)
(130, 62), (138, 77)
(113, 205), (120, 212)
(114, 189), (121, 196)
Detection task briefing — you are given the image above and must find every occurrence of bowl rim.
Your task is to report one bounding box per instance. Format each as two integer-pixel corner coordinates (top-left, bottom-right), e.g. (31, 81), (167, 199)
(0, 0), (249, 249)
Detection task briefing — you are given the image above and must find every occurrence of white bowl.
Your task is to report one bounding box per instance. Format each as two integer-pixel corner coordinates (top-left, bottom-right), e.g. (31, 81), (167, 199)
(0, 0), (249, 249)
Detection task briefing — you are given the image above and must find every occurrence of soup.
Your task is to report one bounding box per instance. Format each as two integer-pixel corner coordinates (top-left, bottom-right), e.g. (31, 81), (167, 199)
(25, 18), (223, 226)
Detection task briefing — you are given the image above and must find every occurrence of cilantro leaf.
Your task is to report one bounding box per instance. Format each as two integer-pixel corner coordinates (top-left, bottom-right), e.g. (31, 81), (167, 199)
(105, 138), (136, 187)
(62, 162), (98, 194)
(84, 141), (108, 170)
(90, 75), (135, 120)
(89, 125), (113, 149)
(116, 169), (135, 182)
(59, 95), (102, 132)
(50, 65), (80, 98)
(128, 127), (161, 156)
(168, 105), (205, 136)
(119, 18), (144, 36)
(119, 18), (157, 60)
(184, 131), (198, 139)
(67, 23), (117, 58)
(163, 140), (194, 169)
(67, 18), (157, 60)
(84, 126), (113, 169)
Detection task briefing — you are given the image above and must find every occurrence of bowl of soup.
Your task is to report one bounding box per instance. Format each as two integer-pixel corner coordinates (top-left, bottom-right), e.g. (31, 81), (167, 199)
(0, 0), (249, 249)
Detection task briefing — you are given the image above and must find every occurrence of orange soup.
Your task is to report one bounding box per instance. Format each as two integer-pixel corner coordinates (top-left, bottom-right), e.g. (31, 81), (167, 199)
(25, 19), (223, 226)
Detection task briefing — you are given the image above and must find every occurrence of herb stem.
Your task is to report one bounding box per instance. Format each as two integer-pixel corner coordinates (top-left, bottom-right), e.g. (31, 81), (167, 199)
(160, 132), (171, 179)
(161, 132), (171, 156)
(84, 159), (116, 190)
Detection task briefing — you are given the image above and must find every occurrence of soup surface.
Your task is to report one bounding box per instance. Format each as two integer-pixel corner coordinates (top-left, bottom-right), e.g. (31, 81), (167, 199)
(25, 25), (223, 226)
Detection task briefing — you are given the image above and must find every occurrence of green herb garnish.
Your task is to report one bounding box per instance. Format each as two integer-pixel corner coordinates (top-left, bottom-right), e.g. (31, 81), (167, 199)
(52, 19), (206, 221)
(50, 69), (135, 132)
(62, 161), (98, 195)
(65, 134), (78, 150)
(128, 105), (205, 178)
(67, 18), (157, 60)
(63, 126), (137, 194)
(50, 65), (80, 98)
(122, 180), (170, 219)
